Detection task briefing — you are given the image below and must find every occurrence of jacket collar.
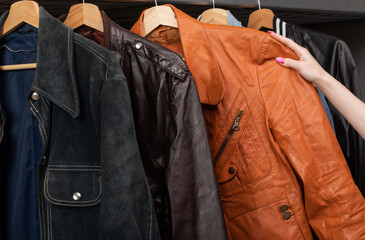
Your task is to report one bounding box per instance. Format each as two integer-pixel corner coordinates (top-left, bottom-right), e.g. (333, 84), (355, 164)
(131, 4), (224, 105)
(0, 8), (79, 118)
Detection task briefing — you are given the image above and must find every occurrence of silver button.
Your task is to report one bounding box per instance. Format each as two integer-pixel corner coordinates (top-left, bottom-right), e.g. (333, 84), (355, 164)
(73, 192), (81, 201)
(31, 92), (39, 101)
(135, 42), (142, 50)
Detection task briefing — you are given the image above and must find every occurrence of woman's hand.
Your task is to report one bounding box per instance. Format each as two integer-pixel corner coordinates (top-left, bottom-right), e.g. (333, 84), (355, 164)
(268, 31), (365, 140)
(268, 31), (330, 89)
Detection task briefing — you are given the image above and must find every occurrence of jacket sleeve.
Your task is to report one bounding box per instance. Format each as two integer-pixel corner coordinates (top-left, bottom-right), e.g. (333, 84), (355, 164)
(258, 35), (365, 239)
(167, 74), (227, 240)
(295, 27), (365, 194)
(100, 75), (160, 239)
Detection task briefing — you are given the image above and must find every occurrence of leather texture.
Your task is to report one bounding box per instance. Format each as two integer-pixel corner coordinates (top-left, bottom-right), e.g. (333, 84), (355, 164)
(274, 17), (365, 196)
(99, 12), (227, 240)
(132, 5), (365, 240)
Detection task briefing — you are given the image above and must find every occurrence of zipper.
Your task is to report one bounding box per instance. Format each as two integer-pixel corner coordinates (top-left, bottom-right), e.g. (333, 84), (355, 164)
(0, 114), (5, 145)
(214, 110), (244, 166)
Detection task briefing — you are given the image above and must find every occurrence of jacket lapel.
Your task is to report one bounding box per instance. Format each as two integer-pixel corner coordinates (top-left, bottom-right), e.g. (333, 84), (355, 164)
(32, 8), (80, 119)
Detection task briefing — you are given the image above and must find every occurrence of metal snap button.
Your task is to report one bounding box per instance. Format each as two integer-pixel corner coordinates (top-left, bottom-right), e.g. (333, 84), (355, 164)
(40, 156), (47, 165)
(279, 204), (288, 212)
(228, 166), (235, 174)
(283, 211), (291, 220)
(31, 92), (39, 101)
(135, 42), (142, 50)
(73, 192), (82, 201)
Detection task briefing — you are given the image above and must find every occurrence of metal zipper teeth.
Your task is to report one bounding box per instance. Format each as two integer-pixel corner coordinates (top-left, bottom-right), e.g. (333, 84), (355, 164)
(0, 114), (5, 145)
(213, 110), (244, 167)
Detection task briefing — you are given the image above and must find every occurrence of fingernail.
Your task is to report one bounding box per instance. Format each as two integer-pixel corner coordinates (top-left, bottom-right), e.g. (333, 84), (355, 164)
(276, 57), (284, 64)
(268, 31), (274, 33)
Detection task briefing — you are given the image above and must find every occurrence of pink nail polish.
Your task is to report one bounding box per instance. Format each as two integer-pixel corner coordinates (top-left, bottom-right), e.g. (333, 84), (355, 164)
(276, 57), (284, 64)
(268, 31), (274, 33)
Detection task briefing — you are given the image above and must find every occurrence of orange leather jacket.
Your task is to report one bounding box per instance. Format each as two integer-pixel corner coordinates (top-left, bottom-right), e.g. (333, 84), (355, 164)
(132, 5), (365, 240)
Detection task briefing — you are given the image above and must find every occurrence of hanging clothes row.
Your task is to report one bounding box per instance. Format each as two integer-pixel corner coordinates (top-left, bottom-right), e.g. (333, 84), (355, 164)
(0, 1), (364, 240)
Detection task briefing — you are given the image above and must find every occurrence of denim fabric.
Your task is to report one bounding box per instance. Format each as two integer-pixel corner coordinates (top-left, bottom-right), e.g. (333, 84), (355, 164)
(227, 11), (242, 27)
(0, 8), (160, 240)
(0, 24), (42, 240)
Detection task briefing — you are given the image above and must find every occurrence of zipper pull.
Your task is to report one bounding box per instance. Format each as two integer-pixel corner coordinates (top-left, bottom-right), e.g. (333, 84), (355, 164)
(233, 110), (244, 131)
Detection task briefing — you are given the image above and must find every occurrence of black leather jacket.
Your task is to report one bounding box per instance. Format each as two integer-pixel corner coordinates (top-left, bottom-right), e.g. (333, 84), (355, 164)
(99, 12), (227, 240)
(274, 17), (365, 195)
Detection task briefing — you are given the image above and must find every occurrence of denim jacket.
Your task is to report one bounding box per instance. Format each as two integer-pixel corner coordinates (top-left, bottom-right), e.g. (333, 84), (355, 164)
(0, 8), (160, 240)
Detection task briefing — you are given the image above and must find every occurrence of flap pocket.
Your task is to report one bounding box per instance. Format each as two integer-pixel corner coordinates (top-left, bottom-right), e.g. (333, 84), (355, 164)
(44, 165), (101, 207)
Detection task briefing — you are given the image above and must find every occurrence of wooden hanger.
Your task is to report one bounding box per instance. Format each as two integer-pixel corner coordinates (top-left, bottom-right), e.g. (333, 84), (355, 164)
(63, 3), (104, 32)
(199, 0), (227, 25)
(0, 0), (39, 71)
(248, 0), (274, 30)
(142, 3), (178, 37)
(200, 8), (228, 25)
(247, 8), (274, 30)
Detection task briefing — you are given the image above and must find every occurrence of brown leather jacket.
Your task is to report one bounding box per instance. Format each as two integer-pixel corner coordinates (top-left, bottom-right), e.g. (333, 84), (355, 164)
(132, 5), (365, 240)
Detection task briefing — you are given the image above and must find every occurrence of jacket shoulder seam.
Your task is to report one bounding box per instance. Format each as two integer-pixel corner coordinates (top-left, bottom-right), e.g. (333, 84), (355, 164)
(130, 45), (191, 81)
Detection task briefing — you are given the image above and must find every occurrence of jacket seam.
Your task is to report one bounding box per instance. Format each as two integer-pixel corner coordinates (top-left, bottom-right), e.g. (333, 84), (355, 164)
(256, 34), (274, 129)
(126, 36), (189, 72)
(48, 165), (100, 168)
(74, 40), (110, 84)
(284, 191), (306, 239)
(128, 43), (190, 81)
(32, 86), (77, 117)
(201, 26), (225, 89)
(44, 170), (102, 205)
(74, 40), (107, 65)
(227, 197), (286, 222)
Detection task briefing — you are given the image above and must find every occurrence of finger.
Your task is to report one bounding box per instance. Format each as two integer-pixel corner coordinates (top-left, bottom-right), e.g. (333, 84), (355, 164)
(268, 31), (305, 58)
(276, 57), (300, 71)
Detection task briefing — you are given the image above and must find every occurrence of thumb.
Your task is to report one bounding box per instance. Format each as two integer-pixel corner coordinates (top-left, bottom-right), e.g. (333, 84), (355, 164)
(276, 57), (300, 71)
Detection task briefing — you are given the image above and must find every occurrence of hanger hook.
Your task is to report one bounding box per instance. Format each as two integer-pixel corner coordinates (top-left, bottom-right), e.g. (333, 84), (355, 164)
(155, 0), (158, 7)
(257, 0), (261, 10)
(212, 0), (215, 9)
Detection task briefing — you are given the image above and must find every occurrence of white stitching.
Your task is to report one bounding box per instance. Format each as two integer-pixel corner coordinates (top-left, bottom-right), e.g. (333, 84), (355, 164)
(47, 168), (100, 171)
(41, 97), (50, 111)
(75, 41), (107, 65)
(32, 87), (77, 116)
(47, 203), (51, 240)
(29, 100), (48, 143)
(44, 170), (102, 205)
(48, 165), (100, 168)
(50, 204), (53, 240)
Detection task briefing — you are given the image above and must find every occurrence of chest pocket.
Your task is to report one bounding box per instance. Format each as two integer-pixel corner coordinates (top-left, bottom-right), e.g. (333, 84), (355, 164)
(213, 90), (272, 192)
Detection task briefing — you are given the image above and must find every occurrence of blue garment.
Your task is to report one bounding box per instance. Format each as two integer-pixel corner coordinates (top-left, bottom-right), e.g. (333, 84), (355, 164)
(197, 10), (243, 27)
(0, 24), (42, 240)
(227, 10), (242, 27)
(316, 89), (335, 132)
